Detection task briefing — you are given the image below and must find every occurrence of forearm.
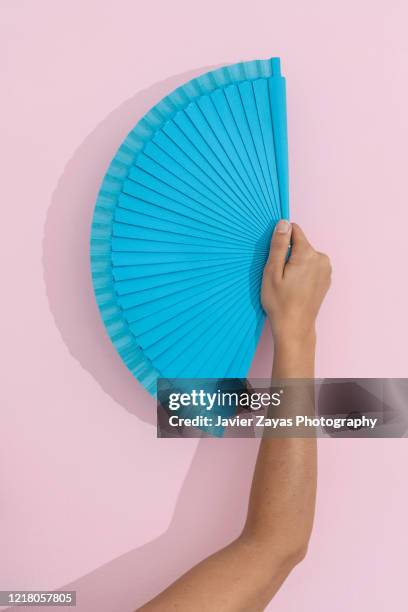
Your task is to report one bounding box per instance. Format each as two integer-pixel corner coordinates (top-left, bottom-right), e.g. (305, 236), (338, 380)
(139, 338), (318, 612)
(138, 537), (291, 612)
(241, 332), (317, 599)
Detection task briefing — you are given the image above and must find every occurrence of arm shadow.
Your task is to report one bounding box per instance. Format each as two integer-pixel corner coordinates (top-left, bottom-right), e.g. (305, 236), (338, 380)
(10, 437), (259, 612)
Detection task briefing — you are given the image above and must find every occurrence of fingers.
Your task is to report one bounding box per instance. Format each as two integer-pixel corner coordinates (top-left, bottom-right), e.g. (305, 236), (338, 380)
(264, 219), (292, 281)
(289, 223), (313, 256)
(265, 221), (331, 283)
(289, 224), (332, 282)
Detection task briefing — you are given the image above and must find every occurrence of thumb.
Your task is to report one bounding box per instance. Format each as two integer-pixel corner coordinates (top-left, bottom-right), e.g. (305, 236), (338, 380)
(265, 219), (292, 280)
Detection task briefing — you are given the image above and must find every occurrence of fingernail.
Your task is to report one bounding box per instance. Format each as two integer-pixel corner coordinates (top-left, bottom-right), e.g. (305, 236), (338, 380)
(275, 220), (291, 234)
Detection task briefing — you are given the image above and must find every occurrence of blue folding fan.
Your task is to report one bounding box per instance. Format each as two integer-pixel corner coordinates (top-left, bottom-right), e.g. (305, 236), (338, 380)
(90, 57), (289, 396)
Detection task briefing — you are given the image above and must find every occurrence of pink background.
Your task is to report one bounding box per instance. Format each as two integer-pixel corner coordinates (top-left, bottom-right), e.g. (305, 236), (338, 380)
(1, 1), (408, 610)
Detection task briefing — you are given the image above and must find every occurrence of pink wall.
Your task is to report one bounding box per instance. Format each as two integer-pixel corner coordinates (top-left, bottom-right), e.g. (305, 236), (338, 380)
(1, 1), (407, 610)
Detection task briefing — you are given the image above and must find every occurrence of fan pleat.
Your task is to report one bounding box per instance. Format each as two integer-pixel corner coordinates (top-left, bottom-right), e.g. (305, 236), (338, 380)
(112, 254), (258, 280)
(117, 257), (262, 310)
(111, 251), (259, 266)
(113, 208), (257, 248)
(269, 78), (289, 218)
(239, 82), (279, 215)
(209, 88), (272, 223)
(143, 274), (263, 378)
(227, 314), (265, 376)
(128, 256), (265, 341)
(113, 223), (256, 250)
(124, 259), (264, 330)
(195, 95), (263, 210)
(129, 148), (263, 235)
(223, 86), (273, 218)
(114, 257), (258, 296)
(149, 131), (267, 234)
(161, 269), (264, 377)
(253, 79), (281, 215)
(126, 168), (257, 241)
(117, 190), (256, 244)
(177, 106), (261, 215)
(111, 237), (262, 254)
(90, 57), (289, 396)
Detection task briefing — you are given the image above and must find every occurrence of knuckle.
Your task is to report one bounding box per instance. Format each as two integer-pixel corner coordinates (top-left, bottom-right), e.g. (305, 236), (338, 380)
(263, 261), (275, 276)
(263, 263), (281, 286)
(304, 246), (316, 262)
(317, 252), (332, 272)
(272, 236), (289, 251)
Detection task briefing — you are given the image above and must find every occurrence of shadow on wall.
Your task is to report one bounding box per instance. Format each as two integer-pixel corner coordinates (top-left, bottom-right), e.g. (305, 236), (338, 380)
(38, 67), (272, 610)
(43, 66), (216, 426)
(58, 437), (258, 611)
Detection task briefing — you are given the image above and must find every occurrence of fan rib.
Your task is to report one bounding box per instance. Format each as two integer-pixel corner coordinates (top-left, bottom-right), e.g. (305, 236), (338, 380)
(90, 58), (289, 396)
(161, 268), (264, 377)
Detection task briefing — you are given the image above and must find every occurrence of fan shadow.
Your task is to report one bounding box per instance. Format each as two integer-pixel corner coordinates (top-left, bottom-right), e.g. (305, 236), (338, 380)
(43, 66), (217, 426)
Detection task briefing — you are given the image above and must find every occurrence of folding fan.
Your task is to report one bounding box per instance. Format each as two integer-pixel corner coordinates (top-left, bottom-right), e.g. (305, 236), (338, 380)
(90, 57), (289, 396)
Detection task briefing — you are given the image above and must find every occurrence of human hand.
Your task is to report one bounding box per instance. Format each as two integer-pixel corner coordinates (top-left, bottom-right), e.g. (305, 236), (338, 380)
(261, 221), (331, 348)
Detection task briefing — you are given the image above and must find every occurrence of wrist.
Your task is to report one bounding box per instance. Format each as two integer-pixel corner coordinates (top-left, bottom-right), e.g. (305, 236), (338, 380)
(271, 327), (316, 379)
(272, 327), (316, 353)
